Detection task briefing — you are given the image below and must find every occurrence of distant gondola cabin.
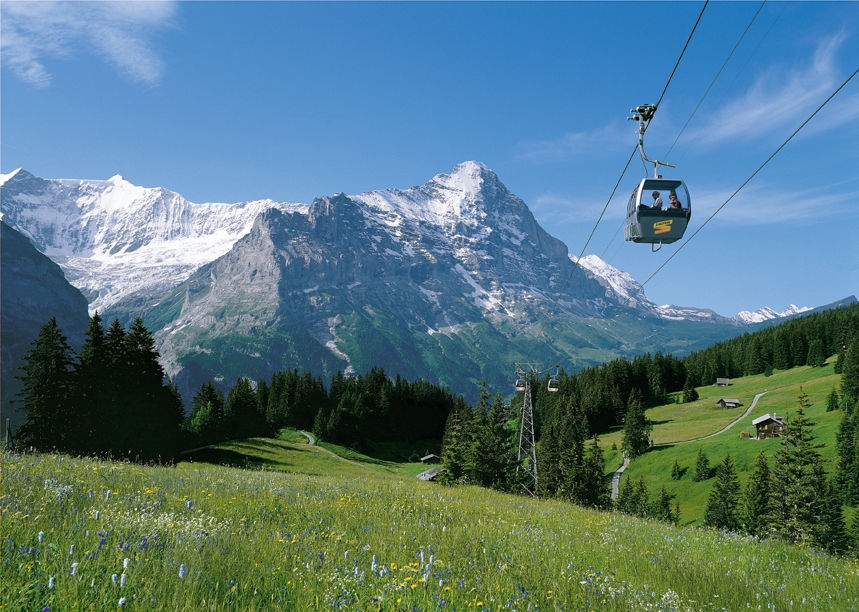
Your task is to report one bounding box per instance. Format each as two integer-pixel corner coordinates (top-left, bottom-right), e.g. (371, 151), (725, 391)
(625, 178), (691, 245)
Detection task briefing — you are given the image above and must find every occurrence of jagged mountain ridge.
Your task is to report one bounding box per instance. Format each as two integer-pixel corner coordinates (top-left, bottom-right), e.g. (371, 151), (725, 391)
(145, 163), (630, 398)
(0, 162), (820, 404)
(0, 168), (306, 313)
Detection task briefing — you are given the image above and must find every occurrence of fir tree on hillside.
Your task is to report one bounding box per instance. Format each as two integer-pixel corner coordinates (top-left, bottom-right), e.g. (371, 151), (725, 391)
(439, 407), (468, 484)
(670, 457), (683, 480)
(470, 393), (515, 491)
(815, 475), (848, 555)
(835, 394), (859, 506)
(703, 454), (741, 531)
(74, 313), (110, 453)
(693, 447), (711, 481)
(841, 339), (859, 404)
(651, 485), (679, 525)
(579, 436), (610, 509)
(224, 377), (268, 440)
(740, 450), (772, 538)
(770, 389), (826, 547)
(118, 318), (185, 459)
(186, 381), (226, 445)
(616, 475), (649, 518)
(16, 316), (184, 460)
(16, 318), (76, 452)
(681, 375), (699, 403)
(622, 388), (651, 458)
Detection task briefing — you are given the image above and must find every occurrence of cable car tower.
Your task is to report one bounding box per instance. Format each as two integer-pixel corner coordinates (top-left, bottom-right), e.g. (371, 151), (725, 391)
(514, 363), (557, 495)
(624, 104), (692, 251)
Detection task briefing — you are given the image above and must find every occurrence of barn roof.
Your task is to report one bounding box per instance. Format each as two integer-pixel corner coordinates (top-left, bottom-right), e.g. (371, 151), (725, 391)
(752, 413), (783, 426)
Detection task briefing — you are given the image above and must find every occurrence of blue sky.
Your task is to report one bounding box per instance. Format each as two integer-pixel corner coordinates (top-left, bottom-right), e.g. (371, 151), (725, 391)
(2, 1), (858, 317)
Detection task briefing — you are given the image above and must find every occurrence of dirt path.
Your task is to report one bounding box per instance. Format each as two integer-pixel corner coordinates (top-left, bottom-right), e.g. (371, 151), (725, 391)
(653, 391), (767, 447)
(611, 452), (630, 500)
(610, 391), (767, 500)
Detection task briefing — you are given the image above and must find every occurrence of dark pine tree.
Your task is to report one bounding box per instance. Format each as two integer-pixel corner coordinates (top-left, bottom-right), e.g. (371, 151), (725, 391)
(187, 381), (226, 445)
(651, 485), (679, 525)
(835, 395), (859, 506)
(841, 339), (859, 405)
(579, 436), (610, 510)
(120, 318), (183, 459)
(439, 407), (468, 484)
(471, 394), (515, 492)
(814, 473), (848, 555)
(740, 449), (772, 538)
(826, 387), (840, 412)
(622, 388), (651, 458)
(671, 457), (683, 480)
(224, 377), (266, 440)
(16, 318), (76, 452)
(770, 389), (826, 547)
(616, 475), (649, 518)
(681, 375), (699, 403)
(693, 447), (711, 482)
(703, 454), (741, 531)
(74, 313), (110, 454)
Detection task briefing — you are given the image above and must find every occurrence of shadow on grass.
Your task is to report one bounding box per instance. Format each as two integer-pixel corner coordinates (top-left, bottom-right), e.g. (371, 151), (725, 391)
(182, 447), (286, 469)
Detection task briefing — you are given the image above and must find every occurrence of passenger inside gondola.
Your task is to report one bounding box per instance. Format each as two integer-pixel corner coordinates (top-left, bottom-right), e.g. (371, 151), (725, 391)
(650, 191), (663, 210)
(668, 191), (682, 209)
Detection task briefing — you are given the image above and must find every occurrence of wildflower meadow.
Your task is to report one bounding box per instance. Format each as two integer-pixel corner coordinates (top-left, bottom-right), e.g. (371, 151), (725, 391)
(2, 449), (858, 611)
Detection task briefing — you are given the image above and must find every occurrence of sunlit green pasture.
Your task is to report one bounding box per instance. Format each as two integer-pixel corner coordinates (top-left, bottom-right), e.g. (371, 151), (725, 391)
(607, 360), (846, 525)
(4, 450), (858, 611)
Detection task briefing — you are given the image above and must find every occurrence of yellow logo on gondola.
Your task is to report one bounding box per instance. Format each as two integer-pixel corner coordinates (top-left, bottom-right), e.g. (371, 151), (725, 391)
(653, 219), (673, 235)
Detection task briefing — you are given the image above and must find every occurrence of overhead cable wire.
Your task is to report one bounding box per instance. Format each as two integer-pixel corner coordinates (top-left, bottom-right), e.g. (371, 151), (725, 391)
(549, 0), (709, 314)
(637, 64), (859, 294)
(664, 1), (766, 159)
(647, 0), (710, 130)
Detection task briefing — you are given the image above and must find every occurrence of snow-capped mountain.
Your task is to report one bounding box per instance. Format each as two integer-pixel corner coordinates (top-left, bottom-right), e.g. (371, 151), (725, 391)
(733, 304), (813, 325)
(0, 168), (305, 314)
(0, 161), (823, 404)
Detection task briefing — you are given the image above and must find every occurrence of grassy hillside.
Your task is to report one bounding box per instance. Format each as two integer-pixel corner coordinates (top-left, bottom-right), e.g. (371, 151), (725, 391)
(4, 357), (858, 610)
(599, 358), (846, 526)
(4, 445), (859, 611)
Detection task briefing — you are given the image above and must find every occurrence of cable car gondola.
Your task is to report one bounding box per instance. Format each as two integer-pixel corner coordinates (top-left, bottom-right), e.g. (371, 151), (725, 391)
(624, 104), (692, 251)
(546, 365), (560, 393)
(624, 177), (691, 246)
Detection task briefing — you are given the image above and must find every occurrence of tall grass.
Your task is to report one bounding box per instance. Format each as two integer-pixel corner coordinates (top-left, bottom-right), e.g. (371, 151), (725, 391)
(3, 450), (857, 611)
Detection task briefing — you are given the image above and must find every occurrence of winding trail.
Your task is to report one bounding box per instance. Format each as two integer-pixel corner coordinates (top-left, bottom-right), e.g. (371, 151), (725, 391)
(611, 452), (630, 500)
(610, 392), (767, 500)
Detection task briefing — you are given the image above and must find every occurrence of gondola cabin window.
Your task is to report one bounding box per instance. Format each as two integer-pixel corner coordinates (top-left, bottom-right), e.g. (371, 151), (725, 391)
(624, 178), (691, 246)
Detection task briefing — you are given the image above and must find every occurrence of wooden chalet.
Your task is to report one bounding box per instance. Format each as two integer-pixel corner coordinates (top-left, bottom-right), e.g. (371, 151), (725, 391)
(752, 413), (784, 440)
(420, 453), (440, 464)
(717, 398), (742, 409)
(716, 377), (730, 387)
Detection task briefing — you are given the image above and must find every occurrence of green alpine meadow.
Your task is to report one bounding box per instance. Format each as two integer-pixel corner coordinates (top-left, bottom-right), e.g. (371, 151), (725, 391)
(3, 442), (858, 611)
(5, 278), (859, 611)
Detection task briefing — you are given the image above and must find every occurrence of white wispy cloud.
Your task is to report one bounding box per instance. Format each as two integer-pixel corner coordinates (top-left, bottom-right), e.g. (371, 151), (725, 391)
(691, 180), (858, 227)
(688, 33), (856, 147)
(514, 122), (632, 163)
(1, 1), (176, 87)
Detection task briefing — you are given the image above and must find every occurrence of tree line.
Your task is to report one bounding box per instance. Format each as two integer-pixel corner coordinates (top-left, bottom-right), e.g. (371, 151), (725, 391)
(12, 316), (465, 461)
(14, 314), (184, 460)
(12, 300), (859, 552)
(436, 303), (859, 554)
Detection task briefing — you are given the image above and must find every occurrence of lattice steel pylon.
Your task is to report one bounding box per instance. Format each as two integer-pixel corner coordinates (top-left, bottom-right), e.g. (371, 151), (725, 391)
(514, 363), (539, 496)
